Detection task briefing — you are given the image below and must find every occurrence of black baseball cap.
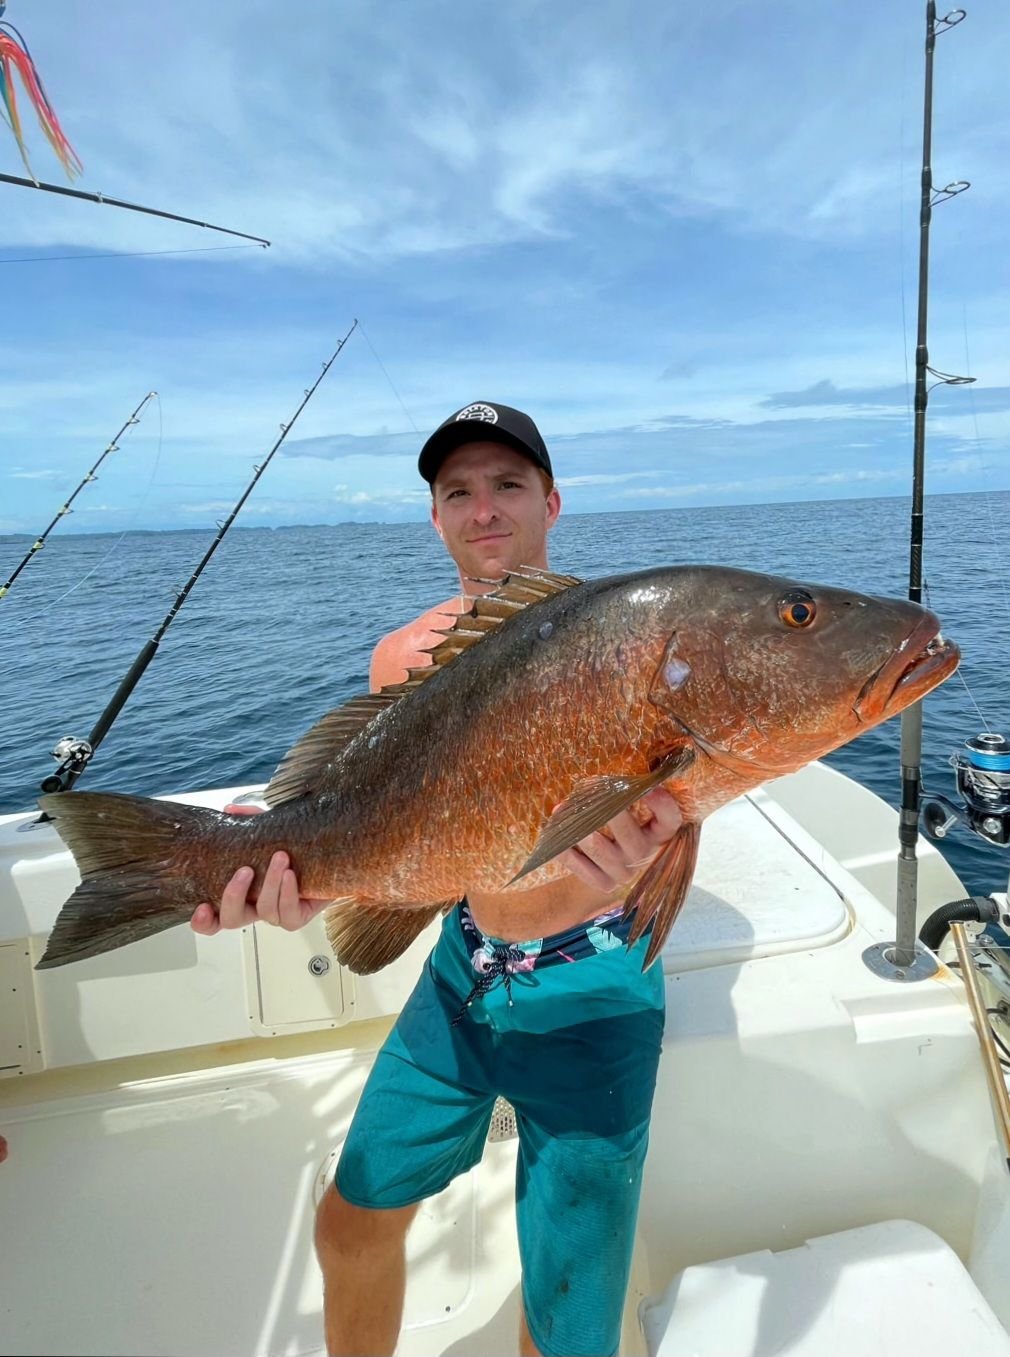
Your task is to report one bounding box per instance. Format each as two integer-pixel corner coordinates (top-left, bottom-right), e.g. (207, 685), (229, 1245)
(417, 402), (553, 485)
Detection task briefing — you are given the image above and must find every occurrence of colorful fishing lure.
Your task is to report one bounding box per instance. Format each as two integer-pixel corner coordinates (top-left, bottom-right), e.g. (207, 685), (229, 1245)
(0, 3), (82, 182)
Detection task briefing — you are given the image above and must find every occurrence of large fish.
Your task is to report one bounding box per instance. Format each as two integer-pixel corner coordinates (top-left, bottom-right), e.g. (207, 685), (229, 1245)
(36, 564), (959, 973)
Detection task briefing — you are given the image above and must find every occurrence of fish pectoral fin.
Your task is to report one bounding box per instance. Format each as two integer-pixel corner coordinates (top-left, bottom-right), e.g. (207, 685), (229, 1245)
(624, 820), (701, 969)
(323, 897), (456, 975)
(509, 746), (694, 884)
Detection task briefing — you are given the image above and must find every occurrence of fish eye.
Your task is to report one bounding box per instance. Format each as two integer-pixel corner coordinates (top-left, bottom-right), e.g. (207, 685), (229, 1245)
(778, 590), (817, 629)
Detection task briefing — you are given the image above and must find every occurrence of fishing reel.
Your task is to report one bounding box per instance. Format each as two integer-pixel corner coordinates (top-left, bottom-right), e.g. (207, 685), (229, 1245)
(40, 736), (94, 794)
(918, 734), (1010, 1013)
(922, 733), (1010, 849)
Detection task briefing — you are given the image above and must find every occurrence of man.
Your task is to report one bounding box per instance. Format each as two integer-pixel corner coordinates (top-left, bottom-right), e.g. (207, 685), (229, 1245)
(191, 402), (682, 1357)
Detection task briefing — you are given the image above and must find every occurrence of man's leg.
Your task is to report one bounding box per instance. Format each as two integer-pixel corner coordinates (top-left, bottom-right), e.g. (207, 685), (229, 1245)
(519, 1304), (545, 1357)
(514, 1117), (652, 1357)
(315, 1183), (421, 1357)
(317, 915), (496, 1352)
(497, 934), (665, 1357)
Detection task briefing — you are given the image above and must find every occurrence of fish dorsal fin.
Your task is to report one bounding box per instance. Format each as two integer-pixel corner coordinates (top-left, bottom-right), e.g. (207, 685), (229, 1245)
(425, 566), (582, 665)
(265, 566), (583, 807)
(264, 693), (401, 806)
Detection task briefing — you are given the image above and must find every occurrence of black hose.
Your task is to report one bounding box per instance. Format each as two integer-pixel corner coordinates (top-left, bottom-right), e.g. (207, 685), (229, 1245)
(919, 896), (1001, 953)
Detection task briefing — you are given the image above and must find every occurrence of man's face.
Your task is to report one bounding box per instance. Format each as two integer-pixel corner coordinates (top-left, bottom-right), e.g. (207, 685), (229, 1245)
(430, 441), (561, 580)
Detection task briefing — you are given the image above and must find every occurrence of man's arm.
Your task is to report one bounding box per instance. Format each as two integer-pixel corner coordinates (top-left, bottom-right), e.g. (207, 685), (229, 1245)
(370, 629), (413, 691)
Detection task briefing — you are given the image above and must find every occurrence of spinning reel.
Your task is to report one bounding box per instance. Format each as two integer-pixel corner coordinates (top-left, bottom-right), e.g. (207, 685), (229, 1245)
(922, 733), (1010, 849)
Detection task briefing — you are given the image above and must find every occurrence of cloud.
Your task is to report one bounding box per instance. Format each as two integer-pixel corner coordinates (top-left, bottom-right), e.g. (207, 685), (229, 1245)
(761, 379), (910, 410)
(809, 467), (903, 486)
(8, 468), (63, 480)
(282, 432), (419, 463)
(613, 464), (905, 503)
(931, 454), (989, 476)
(7, 1), (1007, 266)
(3, 9), (669, 262)
(659, 358), (703, 381)
(178, 501), (240, 516)
(760, 379), (1010, 415)
(2, 2), (1009, 538)
(331, 484), (429, 507)
(558, 471), (660, 488)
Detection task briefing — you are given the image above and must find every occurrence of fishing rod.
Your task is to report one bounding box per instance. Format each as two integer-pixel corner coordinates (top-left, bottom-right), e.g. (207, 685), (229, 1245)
(38, 319), (359, 800)
(0, 172), (271, 247)
(0, 390), (158, 601)
(889, 3), (974, 974)
(1, 5), (268, 244)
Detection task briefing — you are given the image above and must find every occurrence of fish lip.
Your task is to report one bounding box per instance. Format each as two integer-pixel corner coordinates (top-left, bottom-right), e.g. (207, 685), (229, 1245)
(853, 615), (961, 720)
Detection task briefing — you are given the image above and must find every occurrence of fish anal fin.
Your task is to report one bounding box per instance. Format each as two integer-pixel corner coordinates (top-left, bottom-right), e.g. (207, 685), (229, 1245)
(323, 897), (457, 974)
(510, 746), (694, 883)
(624, 821), (702, 969)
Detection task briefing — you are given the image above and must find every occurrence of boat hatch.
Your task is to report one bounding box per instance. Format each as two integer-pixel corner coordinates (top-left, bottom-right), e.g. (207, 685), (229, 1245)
(661, 795), (849, 975)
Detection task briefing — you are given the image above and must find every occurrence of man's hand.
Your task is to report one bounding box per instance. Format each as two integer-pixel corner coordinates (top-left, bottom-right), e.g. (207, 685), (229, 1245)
(189, 804), (326, 936)
(558, 787), (683, 894)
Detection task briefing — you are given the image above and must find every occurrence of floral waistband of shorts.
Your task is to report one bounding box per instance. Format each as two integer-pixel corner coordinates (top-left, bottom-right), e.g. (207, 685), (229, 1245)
(451, 899), (648, 1022)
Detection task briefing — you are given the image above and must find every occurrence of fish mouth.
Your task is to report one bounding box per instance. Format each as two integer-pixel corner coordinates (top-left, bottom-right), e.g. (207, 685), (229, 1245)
(853, 614), (961, 721)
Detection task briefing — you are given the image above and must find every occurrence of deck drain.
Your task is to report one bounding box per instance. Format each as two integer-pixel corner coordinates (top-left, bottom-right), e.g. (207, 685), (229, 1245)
(487, 1095), (518, 1142)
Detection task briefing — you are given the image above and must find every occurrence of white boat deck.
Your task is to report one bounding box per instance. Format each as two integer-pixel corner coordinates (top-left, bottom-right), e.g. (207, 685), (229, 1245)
(1, 762), (1008, 1357)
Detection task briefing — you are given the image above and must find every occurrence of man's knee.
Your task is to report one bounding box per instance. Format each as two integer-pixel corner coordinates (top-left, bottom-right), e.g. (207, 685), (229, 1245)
(315, 1182), (420, 1265)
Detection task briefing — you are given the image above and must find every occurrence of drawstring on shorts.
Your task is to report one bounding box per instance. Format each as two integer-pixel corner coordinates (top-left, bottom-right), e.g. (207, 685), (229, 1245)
(453, 941), (527, 1025)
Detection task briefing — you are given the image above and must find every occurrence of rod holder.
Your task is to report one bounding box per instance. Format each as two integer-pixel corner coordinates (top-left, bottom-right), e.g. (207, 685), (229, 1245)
(863, 940), (939, 983)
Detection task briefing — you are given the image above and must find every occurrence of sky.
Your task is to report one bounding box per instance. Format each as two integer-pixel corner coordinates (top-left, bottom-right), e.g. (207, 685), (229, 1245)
(1, 0), (1009, 533)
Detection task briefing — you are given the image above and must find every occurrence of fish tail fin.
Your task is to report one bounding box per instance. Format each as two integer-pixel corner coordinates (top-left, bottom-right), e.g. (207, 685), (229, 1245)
(35, 791), (219, 970)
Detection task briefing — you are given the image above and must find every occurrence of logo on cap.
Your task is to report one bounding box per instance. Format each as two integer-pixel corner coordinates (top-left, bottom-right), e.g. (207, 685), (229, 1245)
(455, 403), (499, 425)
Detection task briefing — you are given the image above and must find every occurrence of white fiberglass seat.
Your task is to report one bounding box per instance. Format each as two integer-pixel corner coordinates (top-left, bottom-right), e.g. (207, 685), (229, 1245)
(639, 1218), (1010, 1357)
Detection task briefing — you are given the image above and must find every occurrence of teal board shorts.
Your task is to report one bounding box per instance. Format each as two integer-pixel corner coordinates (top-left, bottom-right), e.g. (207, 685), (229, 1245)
(336, 901), (666, 1357)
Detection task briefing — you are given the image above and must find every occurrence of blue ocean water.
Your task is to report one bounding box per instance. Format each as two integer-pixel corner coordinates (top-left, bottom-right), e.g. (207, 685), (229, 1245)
(1, 491), (1008, 897)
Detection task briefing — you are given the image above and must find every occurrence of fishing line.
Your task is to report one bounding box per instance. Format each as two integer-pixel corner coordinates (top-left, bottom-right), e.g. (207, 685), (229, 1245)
(357, 321), (421, 434)
(959, 313), (1010, 628)
(916, 284), (1008, 738)
(0, 243), (266, 265)
(954, 669), (995, 733)
(10, 394), (166, 622)
(922, 576), (994, 731)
